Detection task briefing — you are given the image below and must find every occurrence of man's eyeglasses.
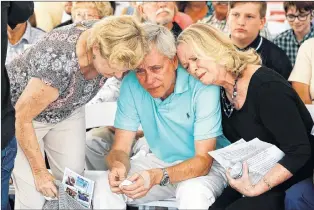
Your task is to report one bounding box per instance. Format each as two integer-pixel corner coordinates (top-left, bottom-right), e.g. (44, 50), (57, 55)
(286, 12), (311, 22)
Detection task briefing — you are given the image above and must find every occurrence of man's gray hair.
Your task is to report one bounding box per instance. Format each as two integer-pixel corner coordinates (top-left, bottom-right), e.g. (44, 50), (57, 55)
(141, 23), (176, 59)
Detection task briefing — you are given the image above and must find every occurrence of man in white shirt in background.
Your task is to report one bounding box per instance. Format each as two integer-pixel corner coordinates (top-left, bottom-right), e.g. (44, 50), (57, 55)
(61, 1), (72, 23)
(6, 20), (45, 65)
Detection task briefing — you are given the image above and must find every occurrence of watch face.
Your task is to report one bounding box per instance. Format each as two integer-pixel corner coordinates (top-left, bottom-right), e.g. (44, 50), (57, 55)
(165, 176), (170, 185)
(160, 174), (170, 186)
(160, 168), (170, 186)
(163, 177), (169, 185)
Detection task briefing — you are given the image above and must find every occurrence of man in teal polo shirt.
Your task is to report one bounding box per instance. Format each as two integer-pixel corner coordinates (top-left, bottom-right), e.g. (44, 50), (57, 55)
(93, 23), (230, 209)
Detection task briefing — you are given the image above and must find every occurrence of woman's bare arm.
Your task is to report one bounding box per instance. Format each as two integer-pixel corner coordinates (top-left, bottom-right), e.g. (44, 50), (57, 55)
(15, 77), (59, 173)
(292, 81), (312, 104)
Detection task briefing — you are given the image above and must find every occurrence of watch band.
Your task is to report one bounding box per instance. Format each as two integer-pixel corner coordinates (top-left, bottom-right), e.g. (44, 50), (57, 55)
(159, 168), (170, 186)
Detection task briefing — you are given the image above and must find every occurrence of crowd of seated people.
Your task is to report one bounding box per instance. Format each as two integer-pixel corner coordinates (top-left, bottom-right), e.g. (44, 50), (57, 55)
(1, 1), (314, 210)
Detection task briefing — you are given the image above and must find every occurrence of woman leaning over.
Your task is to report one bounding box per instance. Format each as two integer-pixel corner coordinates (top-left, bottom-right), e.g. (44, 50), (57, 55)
(6, 16), (147, 209)
(177, 23), (313, 210)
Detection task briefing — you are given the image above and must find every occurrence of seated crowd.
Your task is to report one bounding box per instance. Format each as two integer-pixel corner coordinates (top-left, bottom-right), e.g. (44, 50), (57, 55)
(1, 1), (314, 210)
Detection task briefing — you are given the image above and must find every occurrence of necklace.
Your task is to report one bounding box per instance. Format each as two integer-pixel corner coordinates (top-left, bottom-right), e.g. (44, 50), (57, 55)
(221, 75), (240, 118)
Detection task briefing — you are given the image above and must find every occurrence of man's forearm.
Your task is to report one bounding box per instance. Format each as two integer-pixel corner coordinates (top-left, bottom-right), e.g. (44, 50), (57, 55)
(106, 150), (131, 172)
(168, 155), (213, 183)
(151, 155), (213, 185)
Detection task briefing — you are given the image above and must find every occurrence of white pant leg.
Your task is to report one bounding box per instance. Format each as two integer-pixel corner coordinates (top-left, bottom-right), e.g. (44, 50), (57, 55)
(85, 127), (114, 170)
(93, 171), (128, 209)
(12, 120), (51, 209)
(175, 161), (227, 209)
(85, 128), (149, 171)
(93, 154), (176, 209)
(127, 154), (176, 205)
(44, 107), (86, 180)
(12, 107), (86, 209)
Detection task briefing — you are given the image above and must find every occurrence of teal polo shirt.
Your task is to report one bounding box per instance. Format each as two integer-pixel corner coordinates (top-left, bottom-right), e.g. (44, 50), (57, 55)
(114, 66), (230, 163)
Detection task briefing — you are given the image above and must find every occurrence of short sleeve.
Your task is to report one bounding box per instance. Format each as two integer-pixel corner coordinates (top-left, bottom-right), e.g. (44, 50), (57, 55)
(28, 44), (76, 94)
(193, 84), (223, 140)
(114, 75), (140, 132)
(288, 41), (312, 85)
(257, 83), (311, 174)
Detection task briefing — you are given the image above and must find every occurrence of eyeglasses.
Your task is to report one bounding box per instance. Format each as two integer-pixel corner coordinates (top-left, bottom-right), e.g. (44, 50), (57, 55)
(286, 12), (311, 22)
(75, 12), (99, 20)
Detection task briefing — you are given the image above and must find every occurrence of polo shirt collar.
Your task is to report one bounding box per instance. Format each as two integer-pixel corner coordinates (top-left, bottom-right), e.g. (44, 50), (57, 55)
(236, 34), (262, 52)
(174, 65), (189, 94)
(20, 21), (31, 43)
(9, 22), (31, 47)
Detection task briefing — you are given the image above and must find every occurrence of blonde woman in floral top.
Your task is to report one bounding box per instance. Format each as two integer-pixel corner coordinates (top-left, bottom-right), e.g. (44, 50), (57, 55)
(6, 16), (147, 209)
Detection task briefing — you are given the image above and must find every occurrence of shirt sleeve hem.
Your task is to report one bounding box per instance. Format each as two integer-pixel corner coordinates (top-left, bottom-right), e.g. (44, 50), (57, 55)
(195, 131), (223, 141)
(114, 123), (139, 132)
(288, 76), (311, 85)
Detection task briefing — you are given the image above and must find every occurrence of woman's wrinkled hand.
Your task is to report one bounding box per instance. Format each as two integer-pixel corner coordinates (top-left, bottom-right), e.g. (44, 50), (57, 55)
(226, 162), (257, 197)
(33, 168), (58, 198)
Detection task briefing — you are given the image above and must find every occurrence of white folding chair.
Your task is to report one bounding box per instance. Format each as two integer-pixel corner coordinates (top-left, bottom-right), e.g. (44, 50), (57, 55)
(85, 102), (118, 129)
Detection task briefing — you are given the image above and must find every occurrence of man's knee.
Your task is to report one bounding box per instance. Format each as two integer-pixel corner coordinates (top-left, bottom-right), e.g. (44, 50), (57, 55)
(176, 178), (216, 209)
(94, 171), (111, 193)
(93, 171), (127, 209)
(177, 178), (215, 198)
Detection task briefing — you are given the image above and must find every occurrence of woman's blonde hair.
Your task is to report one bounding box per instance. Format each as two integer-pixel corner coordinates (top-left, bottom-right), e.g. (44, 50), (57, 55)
(72, 1), (113, 18)
(87, 15), (148, 69)
(177, 23), (261, 76)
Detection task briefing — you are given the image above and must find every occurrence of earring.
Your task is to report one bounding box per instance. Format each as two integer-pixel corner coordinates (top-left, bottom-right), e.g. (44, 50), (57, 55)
(92, 55), (96, 59)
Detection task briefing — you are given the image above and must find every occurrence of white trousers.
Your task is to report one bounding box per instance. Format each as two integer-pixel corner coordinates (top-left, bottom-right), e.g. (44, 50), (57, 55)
(85, 127), (150, 171)
(93, 154), (227, 210)
(12, 107), (86, 209)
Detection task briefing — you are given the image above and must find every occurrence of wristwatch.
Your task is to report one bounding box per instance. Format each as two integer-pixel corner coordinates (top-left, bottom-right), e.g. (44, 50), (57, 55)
(159, 168), (170, 186)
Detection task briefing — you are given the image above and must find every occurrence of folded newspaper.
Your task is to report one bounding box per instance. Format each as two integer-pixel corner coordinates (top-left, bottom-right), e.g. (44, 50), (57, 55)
(61, 168), (95, 208)
(208, 138), (285, 185)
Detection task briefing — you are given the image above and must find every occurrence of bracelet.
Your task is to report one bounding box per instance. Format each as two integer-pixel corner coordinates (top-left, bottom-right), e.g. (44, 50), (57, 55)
(263, 177), (272, 191)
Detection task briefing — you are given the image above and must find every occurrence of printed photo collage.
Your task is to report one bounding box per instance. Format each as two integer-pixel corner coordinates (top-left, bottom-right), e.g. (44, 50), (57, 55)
(62, 168), (95, 208)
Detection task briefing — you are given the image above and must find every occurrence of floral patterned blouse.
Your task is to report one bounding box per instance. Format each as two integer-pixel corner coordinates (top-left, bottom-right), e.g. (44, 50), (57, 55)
(6, 21), (107, 124)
